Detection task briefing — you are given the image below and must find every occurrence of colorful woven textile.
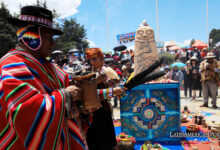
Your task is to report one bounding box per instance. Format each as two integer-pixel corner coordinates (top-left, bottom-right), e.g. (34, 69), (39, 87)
(17, 25), (42, 51)
(0, 49), (87, 150)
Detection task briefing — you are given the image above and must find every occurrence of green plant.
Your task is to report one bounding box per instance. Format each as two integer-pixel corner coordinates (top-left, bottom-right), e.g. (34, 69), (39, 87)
(159, 52), (175, 65)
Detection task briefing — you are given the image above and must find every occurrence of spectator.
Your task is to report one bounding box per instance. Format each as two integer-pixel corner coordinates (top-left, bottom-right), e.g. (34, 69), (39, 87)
(212, 47), (219, 61)
(190, 47), (202, 62)
(183, 61), (192, 97)
(113, 52), (120, 62)
(163, 65), (172, 79)
(122, 61), (134, 80)
(201, 48), (207, 60)
(123, 50), (132, 61)
(186, 49), (191, 61)
(181, 49), (187, 63)
(200, 52), (219, 109)
(160, 62), (167, 71)
(171, 66), (184, 83)
(190, 56), (201, 100)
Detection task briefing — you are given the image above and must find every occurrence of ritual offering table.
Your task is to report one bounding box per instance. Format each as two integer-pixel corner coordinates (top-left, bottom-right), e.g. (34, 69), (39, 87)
(120, 83), (181, 142)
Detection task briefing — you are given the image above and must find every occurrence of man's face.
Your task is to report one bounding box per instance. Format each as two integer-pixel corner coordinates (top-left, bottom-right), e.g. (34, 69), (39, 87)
(90, 57), (104, 69)
(126, 62), (132, 68)
(164, 68), (169, 72)
(207, 58), (214, 63)
(174, 66), (178, 70)
(39, 27), (55, 58)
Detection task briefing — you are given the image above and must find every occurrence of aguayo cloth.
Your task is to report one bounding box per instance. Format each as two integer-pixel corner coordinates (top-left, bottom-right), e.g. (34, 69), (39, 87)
(0, 49), (87, 150)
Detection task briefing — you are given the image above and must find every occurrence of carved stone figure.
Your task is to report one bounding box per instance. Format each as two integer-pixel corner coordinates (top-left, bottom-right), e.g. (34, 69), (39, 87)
(134, 20), (159, 75)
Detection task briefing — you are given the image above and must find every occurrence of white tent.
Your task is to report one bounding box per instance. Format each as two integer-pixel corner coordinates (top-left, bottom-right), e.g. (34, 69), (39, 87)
(165, 40), (178, 47)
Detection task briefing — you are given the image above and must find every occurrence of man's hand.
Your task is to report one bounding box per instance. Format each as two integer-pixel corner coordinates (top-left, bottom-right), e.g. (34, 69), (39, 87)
(66, 85), (81, 102)
(113, 87), (126, 96)
(96, 71), (106, 84)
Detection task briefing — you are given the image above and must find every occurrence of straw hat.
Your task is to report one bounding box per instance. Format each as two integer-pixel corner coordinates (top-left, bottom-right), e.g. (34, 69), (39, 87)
(205, 52), (216, 59)
(190, 55), (198, 61)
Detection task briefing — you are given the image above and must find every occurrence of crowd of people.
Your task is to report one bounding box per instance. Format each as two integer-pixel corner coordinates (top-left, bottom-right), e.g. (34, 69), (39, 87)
(0, 5), (219, 150)
(52, 45), (220, 110)
(161, 47), (220, 109)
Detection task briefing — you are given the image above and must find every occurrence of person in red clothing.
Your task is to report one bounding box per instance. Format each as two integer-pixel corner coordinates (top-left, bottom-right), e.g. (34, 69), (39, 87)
(0, 5), (90, 150)
(201, 48), (207, 60)
(113, 52), (120, 62)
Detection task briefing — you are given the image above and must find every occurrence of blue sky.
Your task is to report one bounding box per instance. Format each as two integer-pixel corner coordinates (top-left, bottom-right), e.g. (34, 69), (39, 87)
(72, 0), (220, 51)
(4, 0), (220, 52)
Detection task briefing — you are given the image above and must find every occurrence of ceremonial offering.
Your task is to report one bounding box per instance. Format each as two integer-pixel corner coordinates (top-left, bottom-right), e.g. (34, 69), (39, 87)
(141, 141), (153, 150)
(186, 124), (200, 133)
(141, 141), (169, 150)
(81, 79), (102, 113)
(124, 58), (164, 90)
(72, 73), (96, 82)
(181, 114), (190, 123)
(72, 72), (102, 113)
(116, 132), (136, 148)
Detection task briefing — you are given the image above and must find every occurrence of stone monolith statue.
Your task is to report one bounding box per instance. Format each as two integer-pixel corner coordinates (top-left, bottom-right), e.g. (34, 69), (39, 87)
(134, 20), (159, 75)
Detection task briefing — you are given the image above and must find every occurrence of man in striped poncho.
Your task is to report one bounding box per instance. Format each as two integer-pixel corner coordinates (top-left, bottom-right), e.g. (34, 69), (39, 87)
(0, 5), (88, 150)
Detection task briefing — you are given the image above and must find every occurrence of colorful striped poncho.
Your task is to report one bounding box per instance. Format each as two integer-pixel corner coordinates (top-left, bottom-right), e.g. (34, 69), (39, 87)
(0, 49), (88, 150)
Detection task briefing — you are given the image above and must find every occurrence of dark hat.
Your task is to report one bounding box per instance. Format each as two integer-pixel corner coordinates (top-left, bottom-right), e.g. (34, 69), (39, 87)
(7, 5), (63, 35)
(120, 58), (130, 64)
(113, 45), (127, 51)
(104, 57), (114, 64)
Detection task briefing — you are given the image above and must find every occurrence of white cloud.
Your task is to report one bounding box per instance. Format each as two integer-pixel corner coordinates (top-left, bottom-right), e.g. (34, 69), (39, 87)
(2, 0), (81, 19)
(87, 40), (97, 48)
(91, 25), (102, 33)
(178, 39), (192, 48)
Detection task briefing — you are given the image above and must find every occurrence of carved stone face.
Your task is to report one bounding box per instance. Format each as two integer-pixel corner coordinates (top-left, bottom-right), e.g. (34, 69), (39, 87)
(134, 23), (158, 75)
(135, 26), (155, 41)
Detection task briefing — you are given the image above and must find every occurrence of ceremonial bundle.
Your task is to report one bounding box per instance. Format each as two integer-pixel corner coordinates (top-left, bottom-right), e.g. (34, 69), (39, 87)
(72, 71), (102, 113)
(124, 58), (165, 90)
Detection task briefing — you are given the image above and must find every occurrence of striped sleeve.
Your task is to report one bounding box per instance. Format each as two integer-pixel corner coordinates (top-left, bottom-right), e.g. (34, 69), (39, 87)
(0, 62), (67, 149)
(97, 88), (113, 101)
